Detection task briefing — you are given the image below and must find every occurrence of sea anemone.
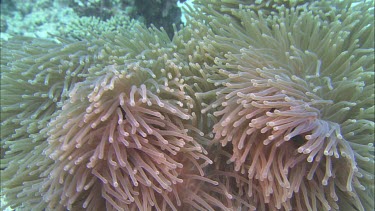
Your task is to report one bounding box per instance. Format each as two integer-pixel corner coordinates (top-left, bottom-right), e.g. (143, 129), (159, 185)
(1, 36), (92, 209)
(1, 24), (226, 210)
(194, 0), (374, 210)
(41, 63), (214, 210)
(1, 0), (373, 211)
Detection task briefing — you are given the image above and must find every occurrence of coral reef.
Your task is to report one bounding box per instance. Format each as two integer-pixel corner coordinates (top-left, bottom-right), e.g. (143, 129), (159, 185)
(1, 0), (374, 211)
(0, 0), (79, 39)
(0, 0), (184, 40)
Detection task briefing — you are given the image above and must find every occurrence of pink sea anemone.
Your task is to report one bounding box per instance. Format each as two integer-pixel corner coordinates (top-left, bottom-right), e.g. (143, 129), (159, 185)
(40, 57), (227, 210)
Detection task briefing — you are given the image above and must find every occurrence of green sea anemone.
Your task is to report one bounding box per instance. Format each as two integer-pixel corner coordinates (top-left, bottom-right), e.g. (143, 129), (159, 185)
(195, 0), (374, 210)
(1, 0), (373, 211)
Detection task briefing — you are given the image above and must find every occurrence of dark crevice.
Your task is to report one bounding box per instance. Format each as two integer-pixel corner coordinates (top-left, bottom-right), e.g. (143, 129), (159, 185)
(119, 106), (126, 120)
(290, 134), (305, 147)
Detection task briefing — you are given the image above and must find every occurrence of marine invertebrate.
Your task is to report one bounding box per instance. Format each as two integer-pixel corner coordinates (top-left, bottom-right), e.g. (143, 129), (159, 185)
(58, 15), (139, 40)
(1, 0), (374, 211)
(1, 23), (223, 210)
(42, 64), (215, 210)
(1, 36), (93, 209)
(195, 0), (374, 210)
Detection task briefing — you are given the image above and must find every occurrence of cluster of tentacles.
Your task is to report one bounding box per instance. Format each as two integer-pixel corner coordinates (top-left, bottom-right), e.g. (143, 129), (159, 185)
(1, 0), (374, 211)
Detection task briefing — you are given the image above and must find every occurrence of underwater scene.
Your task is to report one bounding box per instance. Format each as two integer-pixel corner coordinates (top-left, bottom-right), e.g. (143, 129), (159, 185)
(0, 0), (374, 210)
